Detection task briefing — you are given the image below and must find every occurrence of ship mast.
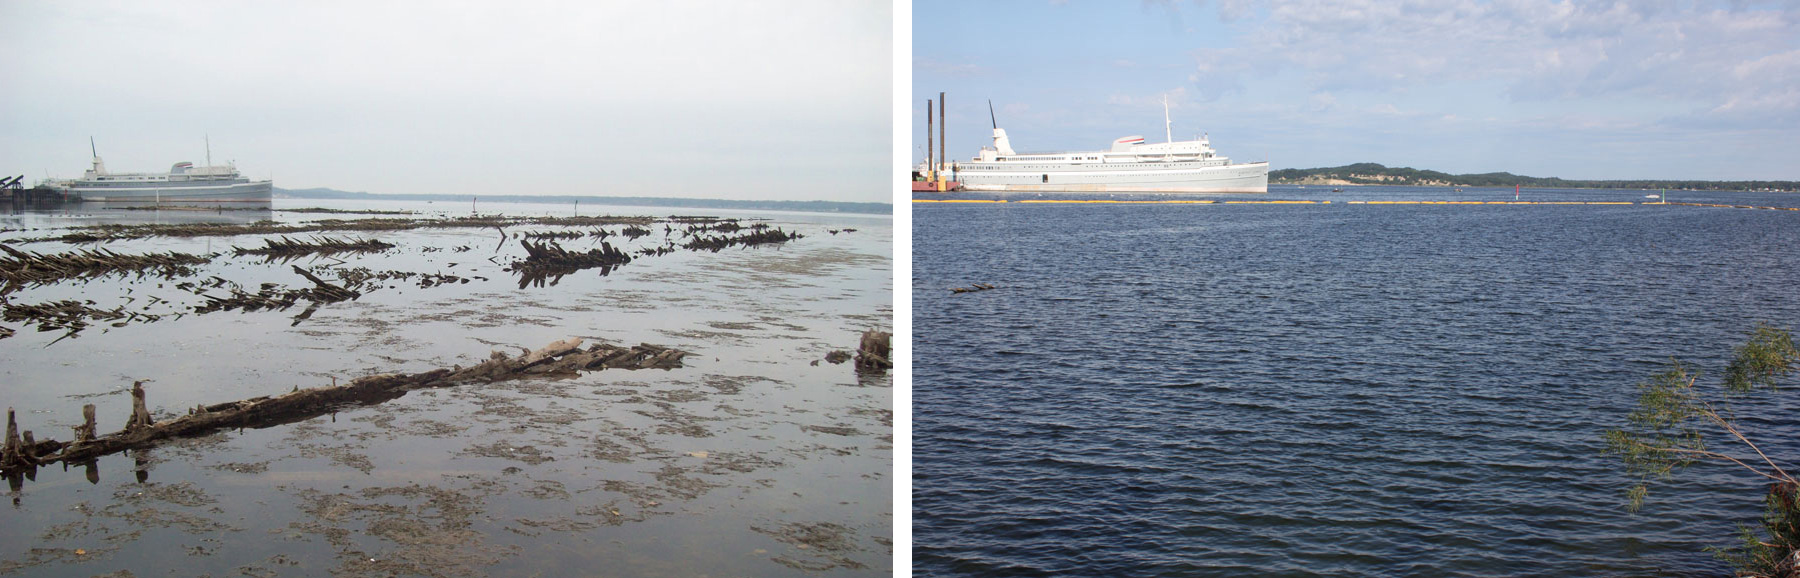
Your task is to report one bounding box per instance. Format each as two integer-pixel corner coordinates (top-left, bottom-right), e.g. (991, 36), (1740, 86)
(1163, 94), (1173, 144)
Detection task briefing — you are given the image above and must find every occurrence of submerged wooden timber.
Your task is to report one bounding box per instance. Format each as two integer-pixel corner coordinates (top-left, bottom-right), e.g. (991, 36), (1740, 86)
(2, 263), (475, 340)
(190, 265), (363, 322)
(0, 300), (172, 343)
(0, 338), (689, 477)
(522, 230), (587, 241)
(277, 207), (415, 215)
(2, 214), (812, 340)
(681, 228), (804, 252)
(231, 236), (395, 261)
(14, 215), (661, 244)
(854, 330), (892, 375)
(506, 239), (632, 289)
(0, 244), (212, 295)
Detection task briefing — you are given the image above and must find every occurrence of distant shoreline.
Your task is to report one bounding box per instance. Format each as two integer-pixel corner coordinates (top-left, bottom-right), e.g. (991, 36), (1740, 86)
(1270, 163), (1799, 192)
(274, 188), (892, 215)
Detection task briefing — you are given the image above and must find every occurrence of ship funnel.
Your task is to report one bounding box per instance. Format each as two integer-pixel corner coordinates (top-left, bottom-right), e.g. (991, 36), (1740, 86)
(992, 128), (1015, 156)
(87, 137), (107, 176)
(987, 100), (1015, 155)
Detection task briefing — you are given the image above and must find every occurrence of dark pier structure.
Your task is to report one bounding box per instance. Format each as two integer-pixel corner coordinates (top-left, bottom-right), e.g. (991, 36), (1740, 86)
(2, 175), (80, 208)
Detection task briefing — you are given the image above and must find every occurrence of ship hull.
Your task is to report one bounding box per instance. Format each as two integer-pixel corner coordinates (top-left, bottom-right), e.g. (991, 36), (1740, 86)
(62, 180), (273, 203)
(956, 161), (1268, 193)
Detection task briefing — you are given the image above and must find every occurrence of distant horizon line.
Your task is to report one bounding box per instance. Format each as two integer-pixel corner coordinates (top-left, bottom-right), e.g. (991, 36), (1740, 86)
(272, 186), (894, 214)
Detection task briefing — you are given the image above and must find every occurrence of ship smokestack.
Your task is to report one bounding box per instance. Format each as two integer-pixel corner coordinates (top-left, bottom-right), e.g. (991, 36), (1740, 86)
(927, 98), (934, 175)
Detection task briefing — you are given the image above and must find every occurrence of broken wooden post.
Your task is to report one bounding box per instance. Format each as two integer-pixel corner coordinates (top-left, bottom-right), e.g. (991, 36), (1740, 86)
(17, 430), (39, 466)
(73, 404), (96, 443)
(128, 381), (153, 431)
(2, 408), (19, 466)
(854, 330), (893, 375)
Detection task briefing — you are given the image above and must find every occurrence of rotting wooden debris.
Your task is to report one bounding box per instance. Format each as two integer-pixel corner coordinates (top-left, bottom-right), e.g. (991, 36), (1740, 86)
(15, 215), (661, 244)
(854, 330), (892, 375)
(683, 220), (743, 235)
(522, 230), (586, 241)
(1, 244), (212, 295)
(0, 338), (689, 476)
(950, 283), (997, 294)
(681, 228), (804, 253)
(0, 300), (158, 343)
(506, 239), (632, 289)
(231, 236), (395, 261)
(4, 263), (482, 339)
(277, 207), (415, 215)
(192, 265), (361, 316)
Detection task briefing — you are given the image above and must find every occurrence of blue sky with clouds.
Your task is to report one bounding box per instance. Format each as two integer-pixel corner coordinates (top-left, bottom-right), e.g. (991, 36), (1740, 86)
(913, 0), (1799, 180)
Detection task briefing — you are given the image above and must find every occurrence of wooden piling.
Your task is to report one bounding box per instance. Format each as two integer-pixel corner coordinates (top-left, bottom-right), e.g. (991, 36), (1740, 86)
(128, 381), (153, 431)
(3, 408), (19, 465)
(854, 330), (893, 375)
(74, 404), (96, 443)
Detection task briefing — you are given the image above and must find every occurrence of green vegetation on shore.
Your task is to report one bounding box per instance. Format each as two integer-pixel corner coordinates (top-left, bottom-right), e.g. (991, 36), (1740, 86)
(1270, 163), (1798, 192)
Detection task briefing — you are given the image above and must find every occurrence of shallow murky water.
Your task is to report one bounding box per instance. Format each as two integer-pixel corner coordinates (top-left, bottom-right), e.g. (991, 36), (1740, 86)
(0, 199), (892, 576)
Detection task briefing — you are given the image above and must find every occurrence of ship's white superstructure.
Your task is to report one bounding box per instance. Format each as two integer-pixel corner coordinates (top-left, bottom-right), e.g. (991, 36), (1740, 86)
(44, 139), (273, 203)
(951, 98), (1267, 193)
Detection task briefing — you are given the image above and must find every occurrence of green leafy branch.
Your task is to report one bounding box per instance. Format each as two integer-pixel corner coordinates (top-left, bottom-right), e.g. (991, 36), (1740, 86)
(1602, 323), (1799, 577)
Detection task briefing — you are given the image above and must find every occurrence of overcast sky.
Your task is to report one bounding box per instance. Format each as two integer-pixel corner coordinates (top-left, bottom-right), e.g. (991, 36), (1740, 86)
(1, 1), (891, 201)
(914, 0), (1799, 181)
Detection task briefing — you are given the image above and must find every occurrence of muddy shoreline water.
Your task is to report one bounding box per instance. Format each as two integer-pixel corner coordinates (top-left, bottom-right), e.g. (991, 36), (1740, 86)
(0, 201), (892, 576)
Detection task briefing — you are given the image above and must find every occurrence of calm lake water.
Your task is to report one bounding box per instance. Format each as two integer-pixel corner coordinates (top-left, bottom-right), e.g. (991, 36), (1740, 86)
(913, 186), (1800, 576)
(1, 198), (892, 576)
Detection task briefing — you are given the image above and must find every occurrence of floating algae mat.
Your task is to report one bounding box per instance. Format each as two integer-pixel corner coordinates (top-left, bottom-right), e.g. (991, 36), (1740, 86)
(0, 201), (893, 576)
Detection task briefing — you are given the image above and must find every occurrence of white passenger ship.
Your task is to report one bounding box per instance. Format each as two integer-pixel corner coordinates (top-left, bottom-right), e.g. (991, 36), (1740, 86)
(952, 99), (1267, 193)
(45, 139), (273, 203)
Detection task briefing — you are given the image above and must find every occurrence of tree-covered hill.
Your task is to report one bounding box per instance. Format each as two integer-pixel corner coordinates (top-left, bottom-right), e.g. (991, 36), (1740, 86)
(1270, 163), (1798, 192)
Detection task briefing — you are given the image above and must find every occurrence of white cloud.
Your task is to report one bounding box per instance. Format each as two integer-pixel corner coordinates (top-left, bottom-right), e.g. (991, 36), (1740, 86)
(915, 58), (993, 78)
(1187, 0), (1800, 124)
(1309, 91), (1336, 112)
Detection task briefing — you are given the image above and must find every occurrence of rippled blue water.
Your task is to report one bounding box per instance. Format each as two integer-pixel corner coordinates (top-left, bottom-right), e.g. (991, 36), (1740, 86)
(913, 186), (1800, 576)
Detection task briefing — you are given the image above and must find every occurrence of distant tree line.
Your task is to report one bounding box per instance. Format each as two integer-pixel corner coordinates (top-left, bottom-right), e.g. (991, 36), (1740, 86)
(1269, 163), (1799, 192)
